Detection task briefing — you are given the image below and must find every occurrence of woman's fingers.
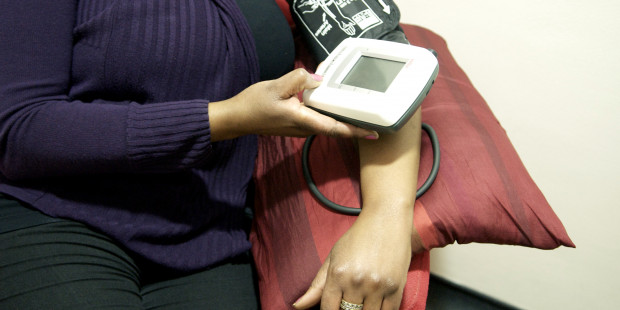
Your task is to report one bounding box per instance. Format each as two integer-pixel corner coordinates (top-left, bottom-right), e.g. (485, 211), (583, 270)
(210, 68), (379, 140)
(359, 295), (383, 310)
(209, 69), (378, 141)
(320, 276), (345, 310)
(294, 105), (378, 139)
(293, 257), (330, 310)
(335, 272), (398, 310)
(274, 68), (379, 139)
(340, 292), (366, 310)
(380, 291), (405, 310)
(294, 256), (406, 310)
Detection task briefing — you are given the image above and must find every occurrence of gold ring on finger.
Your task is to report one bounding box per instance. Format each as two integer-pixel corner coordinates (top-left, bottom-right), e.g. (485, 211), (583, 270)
(340, 299), (363, 310)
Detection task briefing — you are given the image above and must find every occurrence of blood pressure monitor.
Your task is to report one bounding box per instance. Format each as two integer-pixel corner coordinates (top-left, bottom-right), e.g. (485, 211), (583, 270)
(303, 38), (439, 132)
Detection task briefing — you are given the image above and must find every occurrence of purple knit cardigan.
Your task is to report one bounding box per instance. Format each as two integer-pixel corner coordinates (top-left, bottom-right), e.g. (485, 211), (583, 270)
(0, 0), (260, 271)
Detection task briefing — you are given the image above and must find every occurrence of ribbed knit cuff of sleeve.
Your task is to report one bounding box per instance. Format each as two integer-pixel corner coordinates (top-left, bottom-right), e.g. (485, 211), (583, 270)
(126, 100), (212, 172)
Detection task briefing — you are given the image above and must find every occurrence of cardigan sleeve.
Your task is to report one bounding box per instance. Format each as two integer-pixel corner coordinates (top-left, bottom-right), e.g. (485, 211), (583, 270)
(0, 0), (214, 180)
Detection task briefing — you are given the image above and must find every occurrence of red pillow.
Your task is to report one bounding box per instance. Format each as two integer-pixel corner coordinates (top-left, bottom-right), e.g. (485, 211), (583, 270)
(401, 24), (574, 250)
(250, 135), (430, 310)
(251, 2), (574, 309)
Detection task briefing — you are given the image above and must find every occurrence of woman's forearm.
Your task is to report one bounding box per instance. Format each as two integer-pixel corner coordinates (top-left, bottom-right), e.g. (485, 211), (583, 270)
(293, 110), (424, 310)
(357, 109), (422, 212)
(357, 109), (424, 252)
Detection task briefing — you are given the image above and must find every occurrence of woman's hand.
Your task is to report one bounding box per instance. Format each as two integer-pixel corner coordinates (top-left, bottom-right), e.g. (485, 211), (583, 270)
(293, 206), (413, 310)
(208, 68), (378, 141)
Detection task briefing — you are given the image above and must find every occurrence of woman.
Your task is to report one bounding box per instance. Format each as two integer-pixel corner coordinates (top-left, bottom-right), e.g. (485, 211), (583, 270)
(0, 0), (422, 309)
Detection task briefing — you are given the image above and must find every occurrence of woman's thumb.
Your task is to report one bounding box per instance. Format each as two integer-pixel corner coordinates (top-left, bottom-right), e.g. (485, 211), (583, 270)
(277, 68), (322, 99)
(292, 257), (330, 309)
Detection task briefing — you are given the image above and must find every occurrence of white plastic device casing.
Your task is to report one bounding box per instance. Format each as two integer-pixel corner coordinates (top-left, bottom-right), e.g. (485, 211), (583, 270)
(303, 38), (438, 132)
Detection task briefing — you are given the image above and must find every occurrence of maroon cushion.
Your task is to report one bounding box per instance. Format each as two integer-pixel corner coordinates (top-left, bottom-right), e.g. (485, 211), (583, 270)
(250, 135), (430, 310)
(401, 24), (573, 250)
(250, 3), (574, 309)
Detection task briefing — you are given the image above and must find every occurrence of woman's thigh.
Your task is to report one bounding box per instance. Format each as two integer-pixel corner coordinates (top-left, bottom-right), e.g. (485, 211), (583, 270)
(0, 221), (142, 310)
(141, 253), (260, 310)
(1, 198), (260, 310)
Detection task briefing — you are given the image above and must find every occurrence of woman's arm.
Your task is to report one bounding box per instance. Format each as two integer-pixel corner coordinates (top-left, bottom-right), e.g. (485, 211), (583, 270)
(294, 109), (423, 309)
(0, 1), (216, 179)
(357, 108), (426, 255)
(0, 1), (376, 181)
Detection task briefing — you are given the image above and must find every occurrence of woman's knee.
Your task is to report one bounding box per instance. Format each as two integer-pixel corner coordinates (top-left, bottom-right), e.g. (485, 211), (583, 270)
(0, 221), (142, 309)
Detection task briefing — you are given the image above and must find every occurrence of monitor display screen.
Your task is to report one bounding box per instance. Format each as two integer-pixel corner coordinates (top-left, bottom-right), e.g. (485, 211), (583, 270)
(341, 56), (405, 92)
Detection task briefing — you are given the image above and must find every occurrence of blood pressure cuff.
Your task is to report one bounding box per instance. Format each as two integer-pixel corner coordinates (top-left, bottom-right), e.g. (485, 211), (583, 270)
(287, 0), (408, 62)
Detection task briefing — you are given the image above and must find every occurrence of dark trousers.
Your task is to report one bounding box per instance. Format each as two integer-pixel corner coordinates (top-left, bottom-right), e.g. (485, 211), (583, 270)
(0, 196), (260, 310)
